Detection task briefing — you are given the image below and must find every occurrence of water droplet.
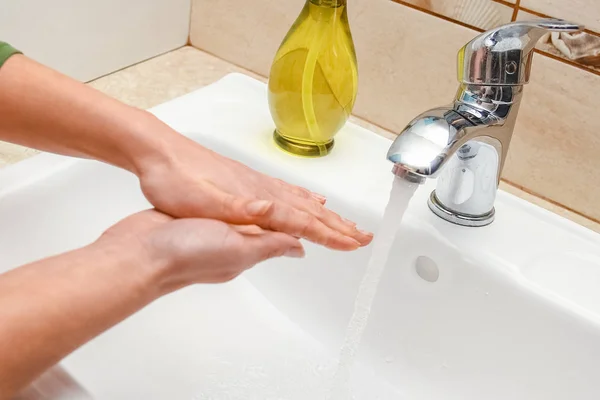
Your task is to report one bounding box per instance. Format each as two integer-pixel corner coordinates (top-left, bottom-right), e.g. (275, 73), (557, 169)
(485, 292), (489, 296)
(385, 356), (394, 364)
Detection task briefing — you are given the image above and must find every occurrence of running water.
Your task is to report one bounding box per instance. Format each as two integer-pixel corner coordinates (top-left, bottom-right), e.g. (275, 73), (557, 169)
(329, 176), (419, 399)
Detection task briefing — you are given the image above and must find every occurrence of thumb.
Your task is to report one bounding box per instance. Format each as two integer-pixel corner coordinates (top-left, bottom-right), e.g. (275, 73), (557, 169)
(240, 231), (305, 267)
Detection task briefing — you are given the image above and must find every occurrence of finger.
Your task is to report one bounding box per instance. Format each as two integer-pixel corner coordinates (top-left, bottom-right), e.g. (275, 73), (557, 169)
(274, 178), (326, 204)
(310, 192), (327, 204)
(258, 202), (361, 251)
(304, 201), (373, 246)
(266, 189), (373, 246)
(198, 190), (362, 251)
(230, 224), (264, 235)
(240, 231), (305, 265)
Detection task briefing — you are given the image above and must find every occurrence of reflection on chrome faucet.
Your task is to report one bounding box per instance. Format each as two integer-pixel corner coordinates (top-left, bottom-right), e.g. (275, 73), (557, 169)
(387, 19), (583, 227)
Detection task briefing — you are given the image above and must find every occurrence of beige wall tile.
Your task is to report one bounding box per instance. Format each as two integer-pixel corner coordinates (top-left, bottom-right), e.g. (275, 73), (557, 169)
(521, 0), (600, 33)
(518, 11), (600, 73)
(401, 0), (513, 29)
(504, 54), (600, 221)
(349, 0), (476, 132)
(190, 0), (301, 76)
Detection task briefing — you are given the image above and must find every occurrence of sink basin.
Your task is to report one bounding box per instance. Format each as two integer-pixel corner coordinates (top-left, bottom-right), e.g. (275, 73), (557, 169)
(1, 73), (600, 400)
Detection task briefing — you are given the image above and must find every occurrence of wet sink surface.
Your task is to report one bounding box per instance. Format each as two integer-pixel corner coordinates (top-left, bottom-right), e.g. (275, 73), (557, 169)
(1, 74), (600, 399)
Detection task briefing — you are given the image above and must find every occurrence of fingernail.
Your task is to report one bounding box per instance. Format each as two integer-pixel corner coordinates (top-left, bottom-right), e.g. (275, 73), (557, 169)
(312, 193), (327, 203)
(285, 247), (306, 258)
(340, 238), (361, 251)
(358, 229), (373, 237)
(246, 200), (272, 216)
(350, 238), (362, 247)
(342, 217), (357, 227)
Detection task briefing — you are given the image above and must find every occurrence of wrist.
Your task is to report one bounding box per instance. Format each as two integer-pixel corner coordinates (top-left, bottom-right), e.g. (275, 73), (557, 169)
(87, 236), (168, 300)
(121, 110), (187, 177)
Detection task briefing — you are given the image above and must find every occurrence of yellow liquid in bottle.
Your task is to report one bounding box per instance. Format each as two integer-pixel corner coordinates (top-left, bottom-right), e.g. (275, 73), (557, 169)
(268, 0), (358, 157)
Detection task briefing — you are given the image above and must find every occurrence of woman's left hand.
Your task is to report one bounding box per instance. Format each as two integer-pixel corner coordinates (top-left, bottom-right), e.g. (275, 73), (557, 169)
(138, 135), (373, 251)
(0, 54), (372, 251)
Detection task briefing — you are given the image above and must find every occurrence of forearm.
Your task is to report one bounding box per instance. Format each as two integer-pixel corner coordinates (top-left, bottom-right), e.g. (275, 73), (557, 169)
(0, 55), (180, 175)
(0, 241), (162, 398)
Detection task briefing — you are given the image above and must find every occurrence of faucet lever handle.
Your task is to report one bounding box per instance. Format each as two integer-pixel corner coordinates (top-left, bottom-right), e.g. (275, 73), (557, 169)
(524, 19), (582, 32)
(458, 19), (583, 85)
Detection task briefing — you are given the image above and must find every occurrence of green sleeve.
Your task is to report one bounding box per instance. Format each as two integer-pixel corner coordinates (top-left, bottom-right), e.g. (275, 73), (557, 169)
(0, 41), (22, 68)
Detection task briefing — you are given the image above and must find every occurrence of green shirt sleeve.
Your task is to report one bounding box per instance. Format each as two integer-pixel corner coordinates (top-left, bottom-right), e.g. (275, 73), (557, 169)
(0, 41), (22, 68)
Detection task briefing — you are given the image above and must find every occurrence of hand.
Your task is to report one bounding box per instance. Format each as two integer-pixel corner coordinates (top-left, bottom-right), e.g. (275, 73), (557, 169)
(138, 133), (373, 251)
(99, 210), (304, 291)
(0, 209), (302, 395)
(0, 55), (371, 252)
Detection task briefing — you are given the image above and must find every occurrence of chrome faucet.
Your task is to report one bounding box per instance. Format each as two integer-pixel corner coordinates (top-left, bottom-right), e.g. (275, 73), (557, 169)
(387, 19), (582, 227)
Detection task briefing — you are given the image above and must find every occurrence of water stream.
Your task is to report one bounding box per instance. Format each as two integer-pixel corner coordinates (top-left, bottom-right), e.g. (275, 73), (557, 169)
(329, 176), (419, 399)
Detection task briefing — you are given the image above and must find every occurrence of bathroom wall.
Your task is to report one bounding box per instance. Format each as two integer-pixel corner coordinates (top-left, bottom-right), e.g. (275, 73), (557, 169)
(189, 0), (600, 223)
(0, 0), (191, 82)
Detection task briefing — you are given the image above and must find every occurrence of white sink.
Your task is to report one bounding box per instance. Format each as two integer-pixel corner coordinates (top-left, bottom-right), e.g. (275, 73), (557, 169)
(1, 74), (600, 400)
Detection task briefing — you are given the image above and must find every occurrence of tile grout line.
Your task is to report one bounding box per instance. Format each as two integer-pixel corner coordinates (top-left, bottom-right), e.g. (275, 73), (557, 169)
(187, 0), (194, 45)
(534, 48), (600, 77)
(511, 0), (521, 21)
(502, 179), (600, 226)
(86, 45), (188, 84)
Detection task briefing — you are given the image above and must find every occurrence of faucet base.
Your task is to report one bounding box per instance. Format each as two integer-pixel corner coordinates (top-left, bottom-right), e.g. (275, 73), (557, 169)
(427, 191), (495, 227)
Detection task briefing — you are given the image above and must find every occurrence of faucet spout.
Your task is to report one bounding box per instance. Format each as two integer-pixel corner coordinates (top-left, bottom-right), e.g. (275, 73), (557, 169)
(387, 83), (522, 178)
(387, 106), (478, 178)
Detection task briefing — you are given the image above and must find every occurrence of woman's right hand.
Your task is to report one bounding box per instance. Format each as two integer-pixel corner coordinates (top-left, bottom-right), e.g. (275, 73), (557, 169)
(0, 210), (304, 398)
(98, 210), (305, 293)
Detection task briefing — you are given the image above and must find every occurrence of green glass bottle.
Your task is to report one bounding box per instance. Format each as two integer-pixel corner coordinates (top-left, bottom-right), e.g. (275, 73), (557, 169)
(268, 0), (358, 157)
